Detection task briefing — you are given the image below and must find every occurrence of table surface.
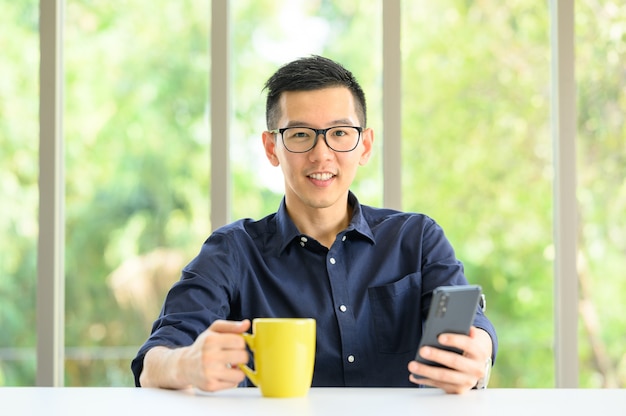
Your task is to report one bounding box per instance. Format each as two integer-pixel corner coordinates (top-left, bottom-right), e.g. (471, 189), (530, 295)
(2, 387), (624, 416)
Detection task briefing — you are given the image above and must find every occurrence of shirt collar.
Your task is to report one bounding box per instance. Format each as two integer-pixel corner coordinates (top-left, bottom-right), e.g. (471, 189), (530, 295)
(274, 191), (375, 255)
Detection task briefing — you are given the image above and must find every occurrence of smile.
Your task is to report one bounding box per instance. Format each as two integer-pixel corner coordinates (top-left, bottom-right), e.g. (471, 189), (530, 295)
(308, 173), (335, 181)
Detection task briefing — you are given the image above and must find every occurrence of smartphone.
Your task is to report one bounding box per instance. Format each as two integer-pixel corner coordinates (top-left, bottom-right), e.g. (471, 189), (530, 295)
(414, 285), (482, 367)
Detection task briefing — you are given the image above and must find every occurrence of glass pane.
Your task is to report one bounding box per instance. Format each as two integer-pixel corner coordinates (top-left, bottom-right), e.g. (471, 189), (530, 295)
(576, 1), (626, 388)
(402, 1), (552, 387)
(64, 1), (210, 386)
(230, 0), (383, 221)
(0, 0), (39, 386)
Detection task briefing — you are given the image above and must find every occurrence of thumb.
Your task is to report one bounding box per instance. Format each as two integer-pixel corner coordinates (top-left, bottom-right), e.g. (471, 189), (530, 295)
(209, 319), (251, 334)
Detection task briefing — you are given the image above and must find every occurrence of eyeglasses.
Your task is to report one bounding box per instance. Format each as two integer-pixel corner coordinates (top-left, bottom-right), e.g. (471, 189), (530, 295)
(269, 126), (363, 153)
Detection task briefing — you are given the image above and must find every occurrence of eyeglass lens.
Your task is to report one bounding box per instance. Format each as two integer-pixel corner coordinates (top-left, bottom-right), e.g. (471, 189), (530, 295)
(282, 126), (360, 153)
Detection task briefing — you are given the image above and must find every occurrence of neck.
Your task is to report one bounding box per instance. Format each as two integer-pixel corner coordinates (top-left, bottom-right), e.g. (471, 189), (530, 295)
(286, 198), (352, 249)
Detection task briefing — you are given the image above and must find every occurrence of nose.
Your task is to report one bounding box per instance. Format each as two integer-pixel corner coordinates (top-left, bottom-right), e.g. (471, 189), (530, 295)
(308, 132), (333, 159)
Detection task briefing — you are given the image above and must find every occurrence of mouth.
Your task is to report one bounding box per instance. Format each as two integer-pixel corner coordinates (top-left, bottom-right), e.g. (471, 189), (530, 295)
(308, 172), (335, 181)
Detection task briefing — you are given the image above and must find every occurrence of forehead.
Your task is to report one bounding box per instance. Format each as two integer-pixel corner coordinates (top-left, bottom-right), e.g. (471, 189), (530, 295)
(277, 87), (359, 126)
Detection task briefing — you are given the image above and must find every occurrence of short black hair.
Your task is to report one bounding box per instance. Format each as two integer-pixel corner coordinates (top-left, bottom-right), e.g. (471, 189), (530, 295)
(263, 55), (367, 129)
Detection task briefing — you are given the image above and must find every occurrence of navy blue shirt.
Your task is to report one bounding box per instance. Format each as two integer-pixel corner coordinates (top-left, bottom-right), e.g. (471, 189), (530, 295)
(131, 192), (497, 387)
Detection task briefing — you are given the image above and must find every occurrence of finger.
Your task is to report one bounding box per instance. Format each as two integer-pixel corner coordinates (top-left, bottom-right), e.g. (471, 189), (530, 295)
(214, 352), (249, 384)
(408, 361), (475, 393)
(209, 319), (251, 334)
(200, 331), (248, 354)
(436, 333), (477, 358)
(411, 344), (484, 387)
(410, 374), (472, 394)
(222, 349), (250, 367)
(200, 342), (249, 372)
(408, 359), (463, 381)
(196, 376), (244, 392)
(418, 345), (472, 372)
(437, 327), (490, 359)
(197, 351), (247, 386)
(218, 363), (247, 383)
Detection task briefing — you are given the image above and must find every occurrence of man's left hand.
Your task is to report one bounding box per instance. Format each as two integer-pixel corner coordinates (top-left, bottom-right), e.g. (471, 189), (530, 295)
(407, 326), (493, 394)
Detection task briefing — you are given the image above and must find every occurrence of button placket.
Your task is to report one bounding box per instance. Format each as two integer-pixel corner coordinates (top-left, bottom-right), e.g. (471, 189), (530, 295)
(325, 243), (358, 376)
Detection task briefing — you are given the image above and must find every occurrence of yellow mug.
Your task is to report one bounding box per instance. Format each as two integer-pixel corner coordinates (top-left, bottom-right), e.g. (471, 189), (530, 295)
(240, 318), (316, 398)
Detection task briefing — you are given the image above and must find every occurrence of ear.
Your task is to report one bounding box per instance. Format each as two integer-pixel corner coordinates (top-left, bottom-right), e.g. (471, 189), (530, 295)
(262, 130), (280, 167)
(358, 128), (374, 166)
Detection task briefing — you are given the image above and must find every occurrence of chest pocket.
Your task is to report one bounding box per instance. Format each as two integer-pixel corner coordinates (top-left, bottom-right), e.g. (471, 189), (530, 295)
(368, 273), (422, 354)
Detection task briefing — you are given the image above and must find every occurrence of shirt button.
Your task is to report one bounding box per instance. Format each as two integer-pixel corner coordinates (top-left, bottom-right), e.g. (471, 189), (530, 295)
(300, 236), (308, 247)
(339, 305), (347, 313)
(329, 257), (336, 265)
(347, 355), (355, 363)
(341, 235), (347, 242)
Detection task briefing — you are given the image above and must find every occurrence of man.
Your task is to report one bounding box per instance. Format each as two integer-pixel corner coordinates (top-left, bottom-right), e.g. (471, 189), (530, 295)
(132, 55), (497, 394)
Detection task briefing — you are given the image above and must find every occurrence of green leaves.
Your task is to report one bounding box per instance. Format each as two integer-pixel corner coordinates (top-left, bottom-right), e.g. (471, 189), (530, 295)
(1, 0), (624, 387)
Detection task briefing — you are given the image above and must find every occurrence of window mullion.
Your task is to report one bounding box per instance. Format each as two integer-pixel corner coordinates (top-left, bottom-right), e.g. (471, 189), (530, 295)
(37, 0), (65, 387)
(382, 0), (402, 210)
(210, 0), (231, 230)
(550, 0), (578, 388)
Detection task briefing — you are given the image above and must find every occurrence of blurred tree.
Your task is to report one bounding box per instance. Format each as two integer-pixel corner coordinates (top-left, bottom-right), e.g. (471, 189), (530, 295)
(575, 0), (626, 388)
(402, 0), (553, 387)
(1, 0), (623, 388)
(62, 0), (212, 385)
(0, 0), (39, 386)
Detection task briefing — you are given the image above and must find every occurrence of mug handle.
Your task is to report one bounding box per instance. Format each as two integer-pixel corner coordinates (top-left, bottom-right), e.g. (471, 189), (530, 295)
(238, 333), (259, 387)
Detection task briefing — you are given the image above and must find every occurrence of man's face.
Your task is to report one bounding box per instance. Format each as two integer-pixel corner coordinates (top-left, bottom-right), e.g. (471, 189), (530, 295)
(262, 86), (373, 214)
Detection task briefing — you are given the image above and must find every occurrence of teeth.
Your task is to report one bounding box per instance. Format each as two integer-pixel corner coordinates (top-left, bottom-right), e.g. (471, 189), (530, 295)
(309, 173), (334, 181)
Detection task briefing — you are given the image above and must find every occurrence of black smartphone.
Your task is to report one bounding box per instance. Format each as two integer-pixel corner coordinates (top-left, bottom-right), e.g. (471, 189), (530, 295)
(414, 285), (482, 367)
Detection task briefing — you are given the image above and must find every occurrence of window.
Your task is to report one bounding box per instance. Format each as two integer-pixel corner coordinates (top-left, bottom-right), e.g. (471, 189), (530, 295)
(0, 0), (39, 386)
(576, 1), (626, 388)
(401, 0), (553, 387)
(62, 0), (211, 386)
(2, 0), (624, 388)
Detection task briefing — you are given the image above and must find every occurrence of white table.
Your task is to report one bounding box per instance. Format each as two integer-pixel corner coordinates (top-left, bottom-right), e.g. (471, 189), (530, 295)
(1, 387), (624, 415)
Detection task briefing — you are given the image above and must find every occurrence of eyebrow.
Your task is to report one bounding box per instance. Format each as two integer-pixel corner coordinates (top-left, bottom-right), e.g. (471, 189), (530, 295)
(284, 119), (357, 128)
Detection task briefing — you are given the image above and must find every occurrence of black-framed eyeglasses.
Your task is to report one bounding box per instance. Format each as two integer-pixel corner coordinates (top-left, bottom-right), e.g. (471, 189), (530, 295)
(269, 126), (363, 153)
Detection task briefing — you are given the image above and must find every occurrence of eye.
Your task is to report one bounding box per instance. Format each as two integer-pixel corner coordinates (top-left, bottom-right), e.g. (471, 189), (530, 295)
(286, 128), (314, 140)
(329, 127), (356, 138)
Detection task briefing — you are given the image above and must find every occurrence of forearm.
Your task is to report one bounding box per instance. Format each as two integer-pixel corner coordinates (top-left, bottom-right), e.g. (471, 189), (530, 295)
(139, 346), (191, 389)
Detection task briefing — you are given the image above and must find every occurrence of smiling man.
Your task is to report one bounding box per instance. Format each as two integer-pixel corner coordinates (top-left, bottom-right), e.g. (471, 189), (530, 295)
(263, 86), (372, 249)
(132, 55), (497, 394)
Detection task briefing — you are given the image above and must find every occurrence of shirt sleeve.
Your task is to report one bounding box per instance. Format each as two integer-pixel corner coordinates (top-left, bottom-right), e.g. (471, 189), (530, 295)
(131, 231), (240, 386)
(420, 216), (499, 363)
(472, 307), (499, 363)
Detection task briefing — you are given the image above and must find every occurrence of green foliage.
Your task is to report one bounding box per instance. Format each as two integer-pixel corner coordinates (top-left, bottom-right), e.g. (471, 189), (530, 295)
(60, 0), (213, 386)
(0, 0), (39, 386)
(402, 0), (555, 387)
(1, 0), (624, 388)
(575, 0), (626, 387)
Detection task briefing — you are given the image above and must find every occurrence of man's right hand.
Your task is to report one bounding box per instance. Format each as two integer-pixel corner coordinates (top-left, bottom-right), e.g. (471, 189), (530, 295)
(139, 319), (251, 391)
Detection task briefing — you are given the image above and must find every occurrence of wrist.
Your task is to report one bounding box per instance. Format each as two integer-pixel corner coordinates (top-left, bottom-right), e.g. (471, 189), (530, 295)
(474, 356), (492, 389)
(141, 346), (190, 389)
(168, 345), (194, 389)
